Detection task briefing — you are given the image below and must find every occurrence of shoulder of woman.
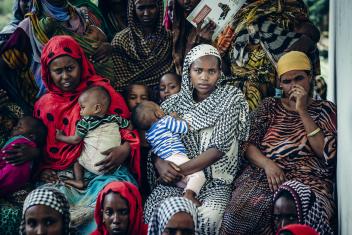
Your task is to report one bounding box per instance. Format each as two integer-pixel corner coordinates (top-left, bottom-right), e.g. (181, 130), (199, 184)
(320, 99), (337, 110)
(221, 84), (248, 105)
(111, 28), (131, 46)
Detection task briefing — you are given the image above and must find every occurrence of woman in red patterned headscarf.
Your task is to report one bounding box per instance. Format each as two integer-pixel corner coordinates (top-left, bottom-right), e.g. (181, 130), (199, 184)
(34, 35), (141, 233)
(92, 181), (147, 235)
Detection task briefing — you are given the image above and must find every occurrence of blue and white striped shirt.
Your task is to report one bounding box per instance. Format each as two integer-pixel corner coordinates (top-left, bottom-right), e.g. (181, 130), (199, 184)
(146, 116), (188, 160)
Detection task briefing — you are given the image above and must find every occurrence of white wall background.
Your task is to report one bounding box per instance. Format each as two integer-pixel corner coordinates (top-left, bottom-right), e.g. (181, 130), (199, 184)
(330, 0), (352, 234)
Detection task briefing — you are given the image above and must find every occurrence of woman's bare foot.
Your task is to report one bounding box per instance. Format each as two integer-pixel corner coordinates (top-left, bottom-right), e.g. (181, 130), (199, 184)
(183, 189), (202, 207)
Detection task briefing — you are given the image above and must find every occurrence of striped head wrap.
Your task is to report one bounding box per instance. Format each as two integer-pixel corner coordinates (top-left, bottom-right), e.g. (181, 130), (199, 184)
(273, 181), (334, 234)
(148, 197), (198, 235)
(19, 187), (71, 234)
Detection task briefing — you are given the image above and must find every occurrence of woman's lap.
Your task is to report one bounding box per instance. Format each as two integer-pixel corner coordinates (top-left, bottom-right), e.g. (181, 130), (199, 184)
(144, 181), (232, 235)
(220, 167), (273, 235)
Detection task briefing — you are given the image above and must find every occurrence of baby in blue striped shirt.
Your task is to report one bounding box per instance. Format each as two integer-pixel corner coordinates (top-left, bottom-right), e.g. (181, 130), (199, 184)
(132, 101), (205, 206)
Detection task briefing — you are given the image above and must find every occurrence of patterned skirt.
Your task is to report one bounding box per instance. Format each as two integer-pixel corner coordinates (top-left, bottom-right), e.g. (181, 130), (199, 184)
(219, 166), (274, 235)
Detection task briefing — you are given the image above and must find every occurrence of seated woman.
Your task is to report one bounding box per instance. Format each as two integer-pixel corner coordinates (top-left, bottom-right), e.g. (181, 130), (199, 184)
(111, 0), (173, 91)
(148, 197), (198, 235)
(219, 51), (336, 235)
(92, 181), (147, 235)
(273, 181), (333, 234)
(34, 35), (141, 234)
(0, 0), (32, 46)
(0, 0), (114, 99)
(19, 187), (72, 235)
(144, 44), (249, 234)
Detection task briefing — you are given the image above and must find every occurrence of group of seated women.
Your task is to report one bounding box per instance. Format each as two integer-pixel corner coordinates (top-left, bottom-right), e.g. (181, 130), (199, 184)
(0, 0), (336, 235)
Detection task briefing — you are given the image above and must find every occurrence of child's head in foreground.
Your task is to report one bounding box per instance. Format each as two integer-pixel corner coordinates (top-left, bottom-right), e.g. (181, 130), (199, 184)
(11, 116), (47, 147)
(131, 101), (163, 130)
(78, 86), (111, 117)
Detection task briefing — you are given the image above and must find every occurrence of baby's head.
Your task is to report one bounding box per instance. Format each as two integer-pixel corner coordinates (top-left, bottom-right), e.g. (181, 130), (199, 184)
(84, 25), (108, 42)
(159, 73), (181, 102)
(78, 86), (111, 117)
(11, 116), (47, 147)
(131, 101), (163, 130)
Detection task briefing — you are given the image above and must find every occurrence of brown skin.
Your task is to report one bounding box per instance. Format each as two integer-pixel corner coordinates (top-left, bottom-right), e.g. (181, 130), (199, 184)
(162, 212), (195, 235)
(10, 117), (36, 138)
(64, 162), (87, 189)
(56, 90), (108, 144)
(136, 101), (165, 130)
(246, 70), (325, 191)
(126, 84), (149, 110)
(195, 20), (217, 43)
(273, 196), (298, 232)
(2, 116), (41, 166)
(155, 55), (223, 184)
(135, 0), (159, 34)
(49, 56), (81, 92)
(25, 205), (64, 235)
(102, 192), (129, 235)
(55, 89), (110, 188)
(19, 0), (32, 17)
(41, 58), (131, 183)
(177, 0), (200, 13)
(159, 74), (181, 102)
(189, 55), (220, 102)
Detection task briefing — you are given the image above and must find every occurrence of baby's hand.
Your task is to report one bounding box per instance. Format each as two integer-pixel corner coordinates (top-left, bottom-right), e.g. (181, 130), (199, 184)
(170, 112), (180, 119)
(56, 129), (65, 140)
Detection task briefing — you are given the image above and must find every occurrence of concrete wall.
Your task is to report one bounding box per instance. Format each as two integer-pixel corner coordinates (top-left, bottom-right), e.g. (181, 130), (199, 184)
(330, 0), (352, 234)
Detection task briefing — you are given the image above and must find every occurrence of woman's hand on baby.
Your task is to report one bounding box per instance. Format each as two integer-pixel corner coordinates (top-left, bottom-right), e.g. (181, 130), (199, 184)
(96, 143), (131, 173)
(3, 144), (40, 165)
(90, 42), (112, 64)
(39, 169), (59, 183)
(155, 157), (184, 184)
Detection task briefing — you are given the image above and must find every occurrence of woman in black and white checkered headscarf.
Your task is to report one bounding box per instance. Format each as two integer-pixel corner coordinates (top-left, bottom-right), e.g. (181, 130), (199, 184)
(148, 197), (198, 235)
(19, 187), (71, 235)
(144, 44), (250, 234)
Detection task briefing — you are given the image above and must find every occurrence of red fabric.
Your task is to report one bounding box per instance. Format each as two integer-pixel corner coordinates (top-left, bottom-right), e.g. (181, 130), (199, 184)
(0, 137), (36, 195)
(34, 35), (141, 183)
(276, 224), (319, 235)
(91, 181), (147, 235)
(163, 4), (171, 30)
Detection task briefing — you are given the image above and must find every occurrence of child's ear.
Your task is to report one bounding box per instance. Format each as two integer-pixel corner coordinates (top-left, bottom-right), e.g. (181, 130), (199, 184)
(95, 104), (102, 114)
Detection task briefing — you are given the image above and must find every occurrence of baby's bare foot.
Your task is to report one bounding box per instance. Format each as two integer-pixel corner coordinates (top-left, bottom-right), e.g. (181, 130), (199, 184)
(184, 190), (202, 207)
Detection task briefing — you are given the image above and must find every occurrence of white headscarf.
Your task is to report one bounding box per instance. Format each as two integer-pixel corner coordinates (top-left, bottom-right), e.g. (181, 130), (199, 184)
(148, 197), (198, 235)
